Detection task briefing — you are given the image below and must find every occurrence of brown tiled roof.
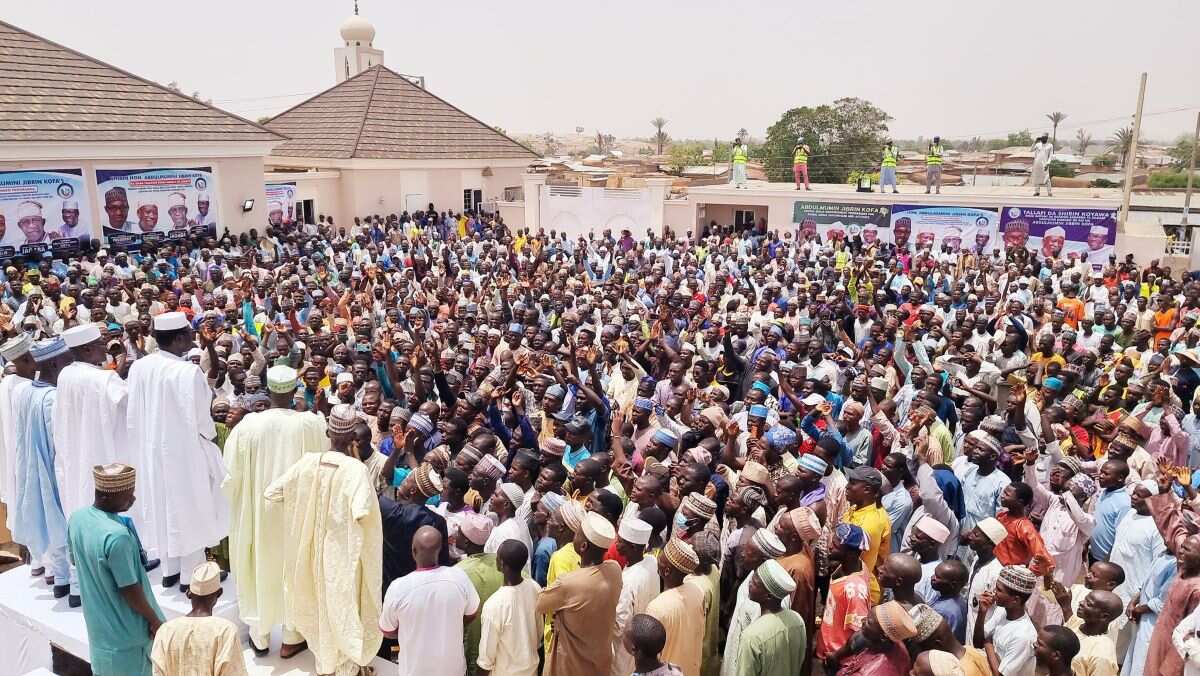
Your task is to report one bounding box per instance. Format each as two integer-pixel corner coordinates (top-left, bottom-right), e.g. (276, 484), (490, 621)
(0, 20), (284, 143)
(265, 65), (538, 161)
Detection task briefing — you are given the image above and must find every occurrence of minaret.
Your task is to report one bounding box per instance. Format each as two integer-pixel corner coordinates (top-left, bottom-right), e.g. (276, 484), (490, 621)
(334, 1), (383, 83)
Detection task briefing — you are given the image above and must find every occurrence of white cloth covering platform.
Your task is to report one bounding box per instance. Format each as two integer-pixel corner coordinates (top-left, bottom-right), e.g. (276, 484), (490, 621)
(0, 563), (239, 673)
(0, 563), (392, 675)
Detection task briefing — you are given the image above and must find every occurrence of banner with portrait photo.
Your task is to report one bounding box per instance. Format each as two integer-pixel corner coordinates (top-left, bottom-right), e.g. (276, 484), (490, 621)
(792, 201), (891, 247)
(96, 167), (218, 249)
(0, 168), (94, 260)
(888, 204), (999, 254)
(264, 182), (297, 227)
(998, 206), (1117, 270)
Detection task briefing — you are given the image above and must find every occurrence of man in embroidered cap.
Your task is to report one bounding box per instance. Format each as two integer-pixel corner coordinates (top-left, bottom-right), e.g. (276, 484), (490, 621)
(381, 526), (480, 676)
(611, 517), (660, 676)
(381, 460), (450, 595)
(537, 510), (623, 676)
(975, 565), (1038, 676)
(127, 311), (228, 592)
(16, 200), (51, 244)
(815, 523), (872, 661)
(734, 558), (806, 676)
(723, 526), (790, 676)
(485, 482), (534, 575)
(68, 463), (165, 676)
(775, 505), (820, 648)
(0, 333), (35, 541)
(964, 516), (1008, 636)
(834, 600), (917, 676)
(222, 363), (328, 655)
(907, 514), (951, 599)
(647, 537), (705, 676)
(151, 561), (247, 676)
(264, 411), (383, 675)
(11, 336), (72, 598)
(452, 511), (503, 676)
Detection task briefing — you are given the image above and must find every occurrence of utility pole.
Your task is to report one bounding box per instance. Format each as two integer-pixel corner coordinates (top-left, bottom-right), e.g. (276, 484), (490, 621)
(1183, 111), (1199, 226)
(1184, 112), (1199, 270)
(1118, 72), (1147, 232)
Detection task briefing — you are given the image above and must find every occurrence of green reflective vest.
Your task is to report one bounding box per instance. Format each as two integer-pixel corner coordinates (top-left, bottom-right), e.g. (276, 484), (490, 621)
(733, 145), (748, 164)
(926, 144), (943, 165)
(793, 147), (808, 165)
(882, 147), (897, 168)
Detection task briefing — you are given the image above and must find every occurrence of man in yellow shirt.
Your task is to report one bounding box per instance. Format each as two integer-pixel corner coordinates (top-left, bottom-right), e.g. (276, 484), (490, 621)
(843, 466), (892, 603)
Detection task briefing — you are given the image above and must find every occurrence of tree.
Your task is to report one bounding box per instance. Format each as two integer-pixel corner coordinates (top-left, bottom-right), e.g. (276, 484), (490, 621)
(650, 117), (669, 155)
(1046, 112), (1068, 145)
(737, 128), (749, 143)
(1075, 129), (1092, 156)
(1006, 129), (1034, 147)
(542, 132), (559, 156)
(760, 97), (892, 183)
(1168, 134), (1198, 169)
(1107, 126), (1135, 167)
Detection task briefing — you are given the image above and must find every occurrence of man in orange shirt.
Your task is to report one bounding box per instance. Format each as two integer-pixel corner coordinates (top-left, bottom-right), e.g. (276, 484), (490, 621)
(1056, 284), (1085, 330)
(993, 482), (1053, 573)
(1153, 294), (1177, 344)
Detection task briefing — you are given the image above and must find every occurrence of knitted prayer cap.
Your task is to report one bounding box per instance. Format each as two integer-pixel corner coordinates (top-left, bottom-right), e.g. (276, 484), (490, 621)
(581, 512), (615, 549)
(788, 507), (822, 543)
(427, 445), (451, 467)
(683, 493), (717, 521)
(460, 512), (494, 546)
(928, 650), (965, 676)
(756, 559), (796, 599)
(740, 461), (770, 485)
(1068, 472), (1098, 499)
(475, 454), (506, 481)
(189, 561), (222, 596)
(975, 517), (1008, 545)
(408, 412), (435, 436)
(967, 429), (1002, 455)
(752, 527), (787, 558)
(559, 502), (587, 533)
(909, 603), (944, 642)
(459, 443), (485, 464)
(796, 453), (828, 476)
(1056, 455), (1083, 477)
(765, 425), (797, 451)
(540, 491), (566, 514)
(834, 523), (869, 551)
(327, 404), (358, 434)
(0, 332), (32, 360)
(413, 464), (442, 499)
(539, 437), (566, 456)
(663, 537), (700, 574)
(498, 482), (525, 510)
(997, 565), (1038, 595)
(876, 600), (918, 642)
(915, 515), (951, 544)
(93, 463), (136, 493)
(736, 485), (768, 512)
(30, 336), (68, 363)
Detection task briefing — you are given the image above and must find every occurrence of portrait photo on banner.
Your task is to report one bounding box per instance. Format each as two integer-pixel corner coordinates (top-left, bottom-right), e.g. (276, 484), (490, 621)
(265, 182), (298, 227)
(998, 206), (1117, 270)
(95, 167), (219, 250)
(887, 204), (1000, 255)
(0, 168), (95, 260)
(792, 202), (892, 246)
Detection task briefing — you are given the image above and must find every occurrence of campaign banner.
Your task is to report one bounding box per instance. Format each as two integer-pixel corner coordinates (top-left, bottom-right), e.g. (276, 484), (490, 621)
(96, 167), (218, 249)
(792, 202), (891, 246)
(998, 206), (1117, 269)
(264, 181), (297, 227)
(889, 204), (999, 254)
(0, 168), (94, 260)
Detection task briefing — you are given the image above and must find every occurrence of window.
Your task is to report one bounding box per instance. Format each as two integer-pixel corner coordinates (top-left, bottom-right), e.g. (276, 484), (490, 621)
(734, 209), (755, 227)
(463, 189), (483, 213)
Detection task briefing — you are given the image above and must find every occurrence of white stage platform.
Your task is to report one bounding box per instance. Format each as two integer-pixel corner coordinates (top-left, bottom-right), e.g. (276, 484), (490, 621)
(0, 564), (391, 675)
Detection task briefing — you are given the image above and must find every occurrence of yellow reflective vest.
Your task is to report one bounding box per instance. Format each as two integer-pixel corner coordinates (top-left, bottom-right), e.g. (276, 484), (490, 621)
(926, 144), (943, 165)
(793, 147), (808, 165)
(732, 145), (748, 164)
(882, 146), (897, 168)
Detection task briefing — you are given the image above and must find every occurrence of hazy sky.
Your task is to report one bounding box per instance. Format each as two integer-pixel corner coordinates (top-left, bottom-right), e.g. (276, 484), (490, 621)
(8, 0), (1199, 144)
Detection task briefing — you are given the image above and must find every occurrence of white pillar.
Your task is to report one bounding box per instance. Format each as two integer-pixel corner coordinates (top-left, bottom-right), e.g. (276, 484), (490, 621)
(523, 173), (546, 234)
(644, 178), (673, 238)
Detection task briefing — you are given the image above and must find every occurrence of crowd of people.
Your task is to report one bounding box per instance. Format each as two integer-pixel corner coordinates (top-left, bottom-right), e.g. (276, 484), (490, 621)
(4, 205), (1200, 676)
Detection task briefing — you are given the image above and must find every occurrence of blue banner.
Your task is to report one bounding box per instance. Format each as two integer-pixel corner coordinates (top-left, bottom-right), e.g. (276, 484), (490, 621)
(0, 168), (94, 260)
(95, 167), (218, 249)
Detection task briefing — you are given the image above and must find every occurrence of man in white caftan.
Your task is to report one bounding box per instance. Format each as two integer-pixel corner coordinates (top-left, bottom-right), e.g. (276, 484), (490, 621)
(265, 447), (382, 676)
(1110, 481), (1167, 604)
(12, 337), (72, 595)
(54, 325), (130, 523)
(0, 333), (34, 534)
(223, 365), (329, 654)
(127, 312), (228, 590)
(485, 483), (534, 574)
(611, 519), (660, 676)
